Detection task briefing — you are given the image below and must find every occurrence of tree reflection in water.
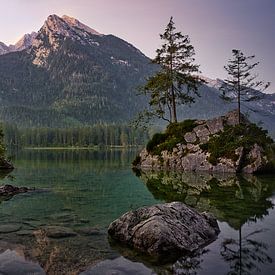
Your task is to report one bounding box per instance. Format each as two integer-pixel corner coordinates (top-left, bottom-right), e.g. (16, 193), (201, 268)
(170, 248), (209, 275)
(135, 170), (274, 274)
(221, 228), (272, 275)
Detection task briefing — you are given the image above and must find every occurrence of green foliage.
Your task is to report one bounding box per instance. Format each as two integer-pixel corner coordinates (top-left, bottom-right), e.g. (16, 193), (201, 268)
(200, 123), (274, 165)
(166, 119), (197, 137)
(146, 133), (167, 152)
(220, 49), (270, 124)
(0, 129), (5, 157)
(0, 124), (6, 160)
(132, 155), (141, 166)
(146, 119), (197, 155)
(156, 137), (182, 155)
(137, 17), (201, 125)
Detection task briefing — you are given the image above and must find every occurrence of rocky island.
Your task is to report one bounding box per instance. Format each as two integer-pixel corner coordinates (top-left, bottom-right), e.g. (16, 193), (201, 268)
(133, 110), (275, 174)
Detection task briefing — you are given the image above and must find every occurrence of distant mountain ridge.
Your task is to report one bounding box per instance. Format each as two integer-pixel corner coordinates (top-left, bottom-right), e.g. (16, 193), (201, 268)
(0, 32), (37, 55)
(0, 14), (274, 138)
(176, 79), (275, 138)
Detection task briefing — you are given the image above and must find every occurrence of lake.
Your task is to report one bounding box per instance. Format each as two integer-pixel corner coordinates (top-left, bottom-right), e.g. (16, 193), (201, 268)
(0, 149), (275, 274)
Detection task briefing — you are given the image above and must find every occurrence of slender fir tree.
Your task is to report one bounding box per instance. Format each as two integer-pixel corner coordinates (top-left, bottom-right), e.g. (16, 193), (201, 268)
(138, 17), (201, 125)
(220, 49), (270, 124)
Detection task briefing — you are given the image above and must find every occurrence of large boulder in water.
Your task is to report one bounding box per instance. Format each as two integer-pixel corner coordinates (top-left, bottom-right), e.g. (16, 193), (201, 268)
(108, 202), (220, 258)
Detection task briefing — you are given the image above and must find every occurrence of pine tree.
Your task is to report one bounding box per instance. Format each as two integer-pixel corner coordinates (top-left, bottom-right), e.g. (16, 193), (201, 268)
(220, 49), (270, 124)
(138, 17), (201, 125)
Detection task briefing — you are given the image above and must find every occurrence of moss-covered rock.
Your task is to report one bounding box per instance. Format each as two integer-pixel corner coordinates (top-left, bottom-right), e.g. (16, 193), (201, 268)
(133, 110), (275, 174)
(145, 120), (197, 156)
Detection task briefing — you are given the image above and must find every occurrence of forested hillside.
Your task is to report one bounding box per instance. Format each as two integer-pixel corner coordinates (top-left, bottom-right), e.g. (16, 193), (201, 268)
(0, 15), (155, 127)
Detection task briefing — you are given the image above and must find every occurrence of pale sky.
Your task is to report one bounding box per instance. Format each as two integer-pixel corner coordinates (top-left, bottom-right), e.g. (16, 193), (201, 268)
(0, 0), (274, 92)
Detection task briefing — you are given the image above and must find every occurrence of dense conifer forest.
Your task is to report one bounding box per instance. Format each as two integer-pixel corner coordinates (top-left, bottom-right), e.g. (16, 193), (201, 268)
(2, 124), (149, 148)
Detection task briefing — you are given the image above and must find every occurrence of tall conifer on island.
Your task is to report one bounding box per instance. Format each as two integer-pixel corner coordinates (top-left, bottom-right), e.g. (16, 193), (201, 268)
(220, 49), (270, 124)
(136, 17), (202, 126)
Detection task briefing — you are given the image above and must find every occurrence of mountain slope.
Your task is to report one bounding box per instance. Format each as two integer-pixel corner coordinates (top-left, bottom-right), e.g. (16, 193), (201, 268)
(0, 15), (155, 127)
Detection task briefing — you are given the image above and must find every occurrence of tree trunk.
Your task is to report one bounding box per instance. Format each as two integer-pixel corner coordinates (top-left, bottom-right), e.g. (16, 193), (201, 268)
(238, 89), (241, 125)
(237, 61), (241, 125)
(171, 84), (177, 123)
(170, 50), (177, 123)
(239, 227), (242, 274)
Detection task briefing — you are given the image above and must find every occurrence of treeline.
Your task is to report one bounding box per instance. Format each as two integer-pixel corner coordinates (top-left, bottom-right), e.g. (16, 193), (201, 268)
(3, 124), (149, 148)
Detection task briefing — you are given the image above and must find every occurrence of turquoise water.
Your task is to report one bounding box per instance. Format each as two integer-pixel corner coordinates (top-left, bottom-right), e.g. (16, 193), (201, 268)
(0, 149), (275, 274)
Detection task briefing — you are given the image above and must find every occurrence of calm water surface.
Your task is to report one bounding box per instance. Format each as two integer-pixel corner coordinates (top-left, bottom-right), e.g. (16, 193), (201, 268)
(0, 149), (275, 274)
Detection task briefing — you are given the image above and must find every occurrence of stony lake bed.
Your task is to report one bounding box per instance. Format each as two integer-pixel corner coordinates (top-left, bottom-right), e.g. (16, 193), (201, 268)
(0, 149), (275, 274)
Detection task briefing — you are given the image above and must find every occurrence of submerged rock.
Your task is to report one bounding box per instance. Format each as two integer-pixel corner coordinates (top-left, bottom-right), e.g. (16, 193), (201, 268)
(0, 184), (29, 199)
(80, 256), (154, 275)
(0, 249), (45, 275)
(0, 224), (22, 234)
(108, 202), (220, 258)
(39, 226), (77, 238)
(76, 227), (103, 236)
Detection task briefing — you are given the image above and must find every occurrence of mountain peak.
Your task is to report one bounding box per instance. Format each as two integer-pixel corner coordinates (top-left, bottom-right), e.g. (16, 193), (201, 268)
(42, 14), (71, 36)
(32, 14), (103, 66)
(61, 15), (102, 36)
(42, 14), (101, 37)
(0, 14), (102, 57)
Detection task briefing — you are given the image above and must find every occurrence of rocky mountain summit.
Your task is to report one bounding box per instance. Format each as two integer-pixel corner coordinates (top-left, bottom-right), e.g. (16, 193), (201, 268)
(30, 14), (103, 66)
(133, 110), (275, 174)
